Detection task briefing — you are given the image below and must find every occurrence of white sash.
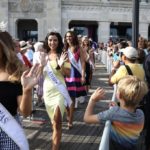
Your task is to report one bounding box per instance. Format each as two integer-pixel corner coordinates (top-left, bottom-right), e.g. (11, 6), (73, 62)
(68, 49), (82, 75)
(46, 62), (72, 107)
(0, 103), (29, 150)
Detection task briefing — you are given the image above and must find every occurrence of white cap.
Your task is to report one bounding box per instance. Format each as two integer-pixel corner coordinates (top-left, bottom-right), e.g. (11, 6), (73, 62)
(120, 46), (138, 60)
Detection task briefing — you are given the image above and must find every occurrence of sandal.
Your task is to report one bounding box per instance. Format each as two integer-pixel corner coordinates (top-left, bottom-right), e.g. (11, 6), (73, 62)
(68, 123), (73, 130)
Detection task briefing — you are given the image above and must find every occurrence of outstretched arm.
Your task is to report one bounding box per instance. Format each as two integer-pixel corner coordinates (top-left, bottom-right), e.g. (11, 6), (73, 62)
(18, 64), (43, 117)
(80, 47), (86, 84)
(84, 87), (105, 124)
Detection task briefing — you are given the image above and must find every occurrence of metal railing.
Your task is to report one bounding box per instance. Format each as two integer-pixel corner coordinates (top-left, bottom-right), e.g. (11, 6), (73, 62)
(100, 50), (113, 74)
(97, 50), (117, 150)
(99, 84), (117, 150)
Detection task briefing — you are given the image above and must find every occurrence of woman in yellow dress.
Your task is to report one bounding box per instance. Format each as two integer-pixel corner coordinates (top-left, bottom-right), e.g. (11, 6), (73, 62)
(43, 32), (71, 150)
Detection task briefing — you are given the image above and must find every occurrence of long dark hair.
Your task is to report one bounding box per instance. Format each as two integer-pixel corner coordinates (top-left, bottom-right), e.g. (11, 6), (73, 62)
(44, 32), (64, 55)
(63, 30), (79, 52)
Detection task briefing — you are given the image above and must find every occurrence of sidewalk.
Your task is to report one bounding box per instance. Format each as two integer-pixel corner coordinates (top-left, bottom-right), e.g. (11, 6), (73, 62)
(22, 61), (113, 150)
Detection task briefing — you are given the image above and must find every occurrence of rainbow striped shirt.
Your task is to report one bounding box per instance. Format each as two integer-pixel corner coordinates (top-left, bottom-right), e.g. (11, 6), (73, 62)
(97, 106), (144, 149)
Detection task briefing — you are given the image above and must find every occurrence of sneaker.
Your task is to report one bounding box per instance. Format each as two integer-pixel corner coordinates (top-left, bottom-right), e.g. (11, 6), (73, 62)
(78, 96), (85, 104)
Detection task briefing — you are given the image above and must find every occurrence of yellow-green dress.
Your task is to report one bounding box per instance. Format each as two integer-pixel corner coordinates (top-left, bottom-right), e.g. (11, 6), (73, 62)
(43, 60), (71, 120)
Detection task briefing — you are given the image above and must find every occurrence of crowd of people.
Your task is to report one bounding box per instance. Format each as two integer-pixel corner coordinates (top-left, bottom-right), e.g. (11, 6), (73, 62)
(96, 37), (150, 150)
(0, 27), (150, 150)
(0, 29), (97, 150)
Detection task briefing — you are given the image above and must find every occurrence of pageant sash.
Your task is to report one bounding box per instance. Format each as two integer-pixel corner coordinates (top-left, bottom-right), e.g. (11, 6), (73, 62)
(0, 103), (29, 150)
(46, 62), (72, 107)
(68, 49), (82, 75)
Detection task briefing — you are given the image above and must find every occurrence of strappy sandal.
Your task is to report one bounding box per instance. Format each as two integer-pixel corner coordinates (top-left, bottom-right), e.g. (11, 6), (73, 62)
(67, 123), (73, 130)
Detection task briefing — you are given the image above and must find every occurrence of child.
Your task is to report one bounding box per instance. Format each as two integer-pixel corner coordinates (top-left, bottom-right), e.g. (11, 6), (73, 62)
(84, 75), (148, 150)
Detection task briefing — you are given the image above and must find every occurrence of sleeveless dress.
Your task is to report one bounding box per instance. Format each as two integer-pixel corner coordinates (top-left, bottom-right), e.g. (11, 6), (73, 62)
(65, 49), (87, 98)
(43, 60), (71, 120)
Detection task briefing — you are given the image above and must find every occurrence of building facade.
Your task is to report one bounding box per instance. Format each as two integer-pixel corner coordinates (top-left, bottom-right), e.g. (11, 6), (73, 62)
(0, 0), (150, 42)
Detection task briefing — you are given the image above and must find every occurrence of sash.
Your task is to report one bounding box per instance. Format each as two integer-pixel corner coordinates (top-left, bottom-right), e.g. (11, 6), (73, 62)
(68, 49), (82, 75)
(0, 103), (29, 150)
(46, 62), (72, 107)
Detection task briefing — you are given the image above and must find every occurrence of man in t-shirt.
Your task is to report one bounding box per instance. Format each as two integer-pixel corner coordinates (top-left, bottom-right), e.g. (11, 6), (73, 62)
(109, 47), (145, 85)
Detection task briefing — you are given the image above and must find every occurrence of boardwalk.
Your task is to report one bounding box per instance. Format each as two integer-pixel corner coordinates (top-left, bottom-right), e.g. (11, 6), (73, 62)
(22, 62), (113, 150)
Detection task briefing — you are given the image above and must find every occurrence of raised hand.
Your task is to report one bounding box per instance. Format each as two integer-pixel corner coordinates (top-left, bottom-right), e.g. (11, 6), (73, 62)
(21, 64), (42, 91)
(81, 76), (85, 85)
(90, 87), (105, 102)
(58, 52), (68, 67)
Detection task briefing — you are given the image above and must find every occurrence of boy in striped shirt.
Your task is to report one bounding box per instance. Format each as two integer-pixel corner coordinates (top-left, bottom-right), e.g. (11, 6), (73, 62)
(84, 75), (148, 150)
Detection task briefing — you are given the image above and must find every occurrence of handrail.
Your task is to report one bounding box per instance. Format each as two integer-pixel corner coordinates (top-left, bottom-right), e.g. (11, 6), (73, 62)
(99, 84), (117, 150)
(101, 50), (113, 74)
(98, 50), (119, 150)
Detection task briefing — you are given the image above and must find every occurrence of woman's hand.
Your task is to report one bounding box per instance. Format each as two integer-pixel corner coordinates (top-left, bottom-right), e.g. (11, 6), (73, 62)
(21, 64), (42, 91)
(58, 52), (68, 67)
(81, 76), (85, 85)
(90, 87), (105, 102)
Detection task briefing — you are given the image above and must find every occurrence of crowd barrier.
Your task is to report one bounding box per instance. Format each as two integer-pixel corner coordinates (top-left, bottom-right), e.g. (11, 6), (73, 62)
(98, 50), (117, 150)
(99, 84), (117, 150)
(100, 50), (113, 74)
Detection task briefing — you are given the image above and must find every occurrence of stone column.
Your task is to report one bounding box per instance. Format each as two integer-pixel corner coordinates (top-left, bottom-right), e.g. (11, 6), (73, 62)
(0, 0), (8, 31)
(98, 21), (110, 43)
(61, 19), (69, 37)
(37, 19), (45, 41)
(9, 18), (16, 38)
(46, 0), (62, 34)
(139, 22), (149, 39)
(140, 0), (147, 3)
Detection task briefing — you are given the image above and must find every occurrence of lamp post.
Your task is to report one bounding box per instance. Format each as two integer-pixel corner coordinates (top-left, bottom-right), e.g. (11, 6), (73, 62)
(132, 0), (139, 48)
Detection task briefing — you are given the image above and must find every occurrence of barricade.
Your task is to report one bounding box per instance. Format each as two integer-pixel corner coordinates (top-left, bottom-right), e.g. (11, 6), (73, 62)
(101, 51), (113, 73)
(98, 51), (116, 150)
(99, 84), (117, 150)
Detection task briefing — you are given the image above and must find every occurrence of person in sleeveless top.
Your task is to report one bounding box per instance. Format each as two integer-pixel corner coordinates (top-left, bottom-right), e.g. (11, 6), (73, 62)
(63, 30), (87, 129)
(42, 32), (71, 150)
(0, 31), (42, 149)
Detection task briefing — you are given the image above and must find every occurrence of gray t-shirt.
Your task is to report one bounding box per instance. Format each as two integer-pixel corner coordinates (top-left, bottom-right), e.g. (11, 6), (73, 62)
(97, 106), (144, 149)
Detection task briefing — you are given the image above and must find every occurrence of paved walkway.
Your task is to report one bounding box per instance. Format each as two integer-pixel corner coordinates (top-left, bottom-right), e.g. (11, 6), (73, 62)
(22, 62), (113, 150)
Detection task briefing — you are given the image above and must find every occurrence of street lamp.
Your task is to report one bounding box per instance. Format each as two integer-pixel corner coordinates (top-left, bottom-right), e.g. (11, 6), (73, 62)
(132, 0), (139, 48)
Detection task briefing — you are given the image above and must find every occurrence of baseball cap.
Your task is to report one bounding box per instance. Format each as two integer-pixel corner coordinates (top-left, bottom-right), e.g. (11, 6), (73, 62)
(120, 46), (138, 60)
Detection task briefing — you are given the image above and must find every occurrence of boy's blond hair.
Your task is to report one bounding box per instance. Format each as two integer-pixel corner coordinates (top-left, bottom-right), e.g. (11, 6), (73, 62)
(117, 75), (148, 108)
